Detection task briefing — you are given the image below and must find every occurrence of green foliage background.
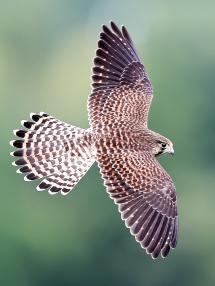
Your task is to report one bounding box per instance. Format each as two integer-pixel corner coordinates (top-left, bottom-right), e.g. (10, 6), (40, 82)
(1, 0), (215, 285)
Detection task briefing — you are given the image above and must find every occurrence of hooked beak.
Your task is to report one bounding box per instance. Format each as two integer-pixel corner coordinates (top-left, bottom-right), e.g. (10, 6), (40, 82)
(170, 148), (174, 156)
(168, 144), (174, 156)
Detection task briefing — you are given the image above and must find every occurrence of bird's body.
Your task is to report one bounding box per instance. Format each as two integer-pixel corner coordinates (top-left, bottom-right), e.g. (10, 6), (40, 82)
(10, 22), (178, 259)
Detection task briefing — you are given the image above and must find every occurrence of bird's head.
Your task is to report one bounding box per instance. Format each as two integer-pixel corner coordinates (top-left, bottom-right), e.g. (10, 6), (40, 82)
(151, 133), (174, 157)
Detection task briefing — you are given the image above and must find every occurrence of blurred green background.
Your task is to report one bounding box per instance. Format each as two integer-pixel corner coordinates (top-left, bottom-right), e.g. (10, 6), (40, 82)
(1, 0), (215, 285)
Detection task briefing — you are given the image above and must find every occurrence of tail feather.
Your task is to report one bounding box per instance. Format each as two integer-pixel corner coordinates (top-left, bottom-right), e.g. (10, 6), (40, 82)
(10, 112), (95, 195)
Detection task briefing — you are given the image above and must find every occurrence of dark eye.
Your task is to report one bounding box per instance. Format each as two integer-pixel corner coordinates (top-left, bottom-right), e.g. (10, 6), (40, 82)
(161, 143), (166, 148)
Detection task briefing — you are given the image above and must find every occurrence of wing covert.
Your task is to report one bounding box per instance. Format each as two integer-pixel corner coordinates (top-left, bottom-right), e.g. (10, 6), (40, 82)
(88, 22), (153, 131)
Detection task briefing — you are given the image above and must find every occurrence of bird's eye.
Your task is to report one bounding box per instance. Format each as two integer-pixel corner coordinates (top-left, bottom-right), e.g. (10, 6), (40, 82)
(161, 143), (166, 148)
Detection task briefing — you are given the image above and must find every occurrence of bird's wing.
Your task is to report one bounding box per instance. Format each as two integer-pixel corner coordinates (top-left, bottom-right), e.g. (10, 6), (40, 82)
(88, 22), (153, 131)
(97, 149), (178, 259)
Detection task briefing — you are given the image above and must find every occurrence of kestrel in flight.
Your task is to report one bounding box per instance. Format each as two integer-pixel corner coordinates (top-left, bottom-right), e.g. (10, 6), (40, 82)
(10, 22), (178, 259)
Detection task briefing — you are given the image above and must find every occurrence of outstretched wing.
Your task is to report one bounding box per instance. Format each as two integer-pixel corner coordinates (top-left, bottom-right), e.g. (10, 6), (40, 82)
(97, 149), (178, 259)
(88, 22), (153, 131)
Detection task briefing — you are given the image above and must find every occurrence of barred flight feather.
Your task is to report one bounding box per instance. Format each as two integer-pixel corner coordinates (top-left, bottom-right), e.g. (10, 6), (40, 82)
(10, 22), (178, 259)
(11, 112), (96, 195)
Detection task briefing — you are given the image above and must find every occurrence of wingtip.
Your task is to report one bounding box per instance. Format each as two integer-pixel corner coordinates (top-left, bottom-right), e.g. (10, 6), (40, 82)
(150, 254), (157, 260)
(161, 251), (169, 259)
(145, 248), (156, 260)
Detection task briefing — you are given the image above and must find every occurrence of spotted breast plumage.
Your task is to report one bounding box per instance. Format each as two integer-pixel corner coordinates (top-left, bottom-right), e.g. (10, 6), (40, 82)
(10, 22), (178, 259)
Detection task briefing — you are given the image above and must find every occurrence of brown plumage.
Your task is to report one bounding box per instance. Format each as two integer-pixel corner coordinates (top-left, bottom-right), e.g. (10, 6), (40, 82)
(10, 22), (178, 259)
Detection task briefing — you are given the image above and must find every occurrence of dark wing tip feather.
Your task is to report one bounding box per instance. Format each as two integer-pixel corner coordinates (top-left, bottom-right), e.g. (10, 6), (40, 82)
(170, 217), (178, 249)
(92, 22), (144, 91)
(161, 244), (171, 258)
(122, 26), (133, 44)
(110, 21), (123, 37)
(123, 195), (177, 259)
(110, 184), (177, 259)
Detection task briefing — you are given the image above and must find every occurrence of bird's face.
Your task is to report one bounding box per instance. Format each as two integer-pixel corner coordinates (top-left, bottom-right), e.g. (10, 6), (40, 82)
(152, 135), (174, 157)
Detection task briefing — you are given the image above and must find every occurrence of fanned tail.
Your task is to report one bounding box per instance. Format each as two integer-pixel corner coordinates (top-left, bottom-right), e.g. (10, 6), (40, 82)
(10, 112), (95, 195)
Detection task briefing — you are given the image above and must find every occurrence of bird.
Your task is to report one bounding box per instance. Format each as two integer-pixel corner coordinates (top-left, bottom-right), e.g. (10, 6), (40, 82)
(10, 21), (178, 259)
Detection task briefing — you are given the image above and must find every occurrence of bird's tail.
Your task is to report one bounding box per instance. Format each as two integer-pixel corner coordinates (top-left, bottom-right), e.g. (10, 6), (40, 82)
(10, 112), (96, 195)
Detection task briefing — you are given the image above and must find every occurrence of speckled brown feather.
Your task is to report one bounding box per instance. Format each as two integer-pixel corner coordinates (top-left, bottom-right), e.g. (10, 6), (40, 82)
(10, 22), (178, 259)
(95, 130), (178, 258)
(88, 22), (153, 131)
(89, 22), (178, 258)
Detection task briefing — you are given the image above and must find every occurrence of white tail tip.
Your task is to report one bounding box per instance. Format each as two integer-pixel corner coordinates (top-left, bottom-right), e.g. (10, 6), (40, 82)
(13, 130), (19, 136)
(36, 185), (43, 192)
(30, 112), (36, 119)
(21, 120), (27, 127)
(48, 189), (58, 195)
(61, 190), (70, 196)
(24, 176), (31, 182)
(9, 140), (15, 147)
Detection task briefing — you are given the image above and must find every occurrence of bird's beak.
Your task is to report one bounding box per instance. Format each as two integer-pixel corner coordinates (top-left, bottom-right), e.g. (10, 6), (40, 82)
(168, 145), (174, 156)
